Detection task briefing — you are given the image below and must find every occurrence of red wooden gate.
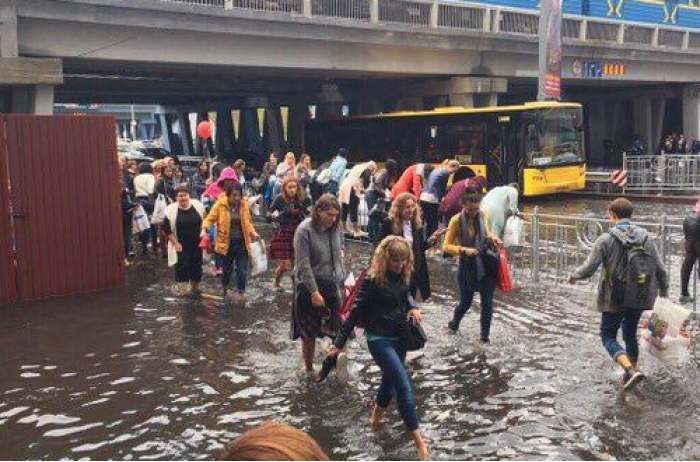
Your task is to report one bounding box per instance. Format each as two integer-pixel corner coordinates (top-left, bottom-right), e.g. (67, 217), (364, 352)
(0, 115), (125, 304)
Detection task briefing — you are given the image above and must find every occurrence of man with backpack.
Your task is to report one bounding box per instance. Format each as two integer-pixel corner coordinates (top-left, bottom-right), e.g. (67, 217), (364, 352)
(569, 198), (668, 390)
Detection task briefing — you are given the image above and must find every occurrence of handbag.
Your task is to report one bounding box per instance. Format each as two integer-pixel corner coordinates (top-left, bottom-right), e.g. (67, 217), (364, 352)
(340, 269), (368, 324)
(400, 317), (427, 351)
(481, 239), (501, 275)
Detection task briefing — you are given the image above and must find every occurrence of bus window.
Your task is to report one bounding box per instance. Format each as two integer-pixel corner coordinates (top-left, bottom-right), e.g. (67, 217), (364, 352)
(388, 120), (421, 167)
(425, 123), (485, 164)
(525, 108), (584, 167)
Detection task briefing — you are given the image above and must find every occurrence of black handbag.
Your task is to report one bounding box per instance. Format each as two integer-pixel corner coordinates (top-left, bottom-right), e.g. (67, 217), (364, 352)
(401, 317), (427, 351)
(481, 239), (501, 275)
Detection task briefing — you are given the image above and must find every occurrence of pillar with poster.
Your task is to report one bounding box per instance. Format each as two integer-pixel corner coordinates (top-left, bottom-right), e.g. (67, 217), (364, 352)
(538, 0), (563, 101)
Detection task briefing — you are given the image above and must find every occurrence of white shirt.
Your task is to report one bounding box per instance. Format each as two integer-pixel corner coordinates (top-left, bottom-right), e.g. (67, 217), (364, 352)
(402, 221), (414, 246)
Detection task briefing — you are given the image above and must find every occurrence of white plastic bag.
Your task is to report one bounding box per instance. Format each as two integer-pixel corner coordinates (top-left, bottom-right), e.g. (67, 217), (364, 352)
(503, 215), (523, 248)
(151, 194), (168, 225)
(132, 205), (151, 234)
(357, 195), (369, 227)
(640, 298), (692, 366)
(249, 240), (268, 276)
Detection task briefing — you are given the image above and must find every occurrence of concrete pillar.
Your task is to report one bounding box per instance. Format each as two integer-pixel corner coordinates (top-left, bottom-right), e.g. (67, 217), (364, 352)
(449, 94), (474, 107)
(215, 108), (235, 158)
(194, 111), (208, 157)
(651, 98), (666, 154)
(263, 105), (285, 156)
(0, 0), (18, 58)
(633, 98), (653, 155)
(156, 111), (174, 152)
(683, 86), (700, 140)
(288, 102), (309, 154)
(176, 112), (194, 157)
(316, 103), (344, 119)
(239, 107), (262, 156)
(9, 85), (54, 114)
(473, 93), (498, 108)
(588, 101), (606, 165)
(396, 97), (424, 111)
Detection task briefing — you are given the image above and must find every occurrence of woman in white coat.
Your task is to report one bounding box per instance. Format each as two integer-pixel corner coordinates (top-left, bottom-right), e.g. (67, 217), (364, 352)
(339, 161), (376, 236)
(163, 185), (206, 294)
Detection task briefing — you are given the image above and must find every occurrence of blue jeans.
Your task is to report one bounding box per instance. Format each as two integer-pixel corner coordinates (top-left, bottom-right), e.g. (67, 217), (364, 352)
(367, 339), (419, 432)
(324, 180), (339, 196)
(221, 239), (249, 292)
(600, 309), (645, 364)
(452, 269), (497, 340)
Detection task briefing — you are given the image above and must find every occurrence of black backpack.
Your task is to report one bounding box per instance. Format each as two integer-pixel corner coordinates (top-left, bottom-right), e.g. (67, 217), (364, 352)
(609, 232), (658, 310)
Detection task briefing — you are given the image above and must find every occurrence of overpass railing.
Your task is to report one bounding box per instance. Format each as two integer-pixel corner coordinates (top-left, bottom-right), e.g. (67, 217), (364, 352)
(146, 0), (700, 52)
(623, 153), (700, 193)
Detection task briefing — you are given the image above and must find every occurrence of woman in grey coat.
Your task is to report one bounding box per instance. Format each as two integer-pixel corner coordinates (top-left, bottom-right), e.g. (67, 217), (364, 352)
(293, 194), (346, 374)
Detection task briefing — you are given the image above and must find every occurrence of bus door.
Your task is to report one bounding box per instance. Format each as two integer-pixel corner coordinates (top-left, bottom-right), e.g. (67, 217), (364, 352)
(486, 122), (508, 188)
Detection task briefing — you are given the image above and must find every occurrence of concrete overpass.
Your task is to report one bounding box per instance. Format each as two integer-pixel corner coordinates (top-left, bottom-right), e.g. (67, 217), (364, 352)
(2, 0), (700, 160)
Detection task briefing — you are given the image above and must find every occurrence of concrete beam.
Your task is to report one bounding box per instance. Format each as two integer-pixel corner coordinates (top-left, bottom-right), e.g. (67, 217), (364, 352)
(0, 57), (63, 85)
(0, 0), (18, 57)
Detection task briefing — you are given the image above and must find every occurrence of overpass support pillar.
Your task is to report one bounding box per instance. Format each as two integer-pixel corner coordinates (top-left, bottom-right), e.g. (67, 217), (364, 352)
(263, 105), (286, 156)
(288, 103), (309, 154)
(177, 111), (194, 157)
(216, 108), (236, 158)
(683, 85), (700, 140)
(634, 99), (654, 155)
(9, 85), (54, 115)
(194, 111), (209, 158)
(239, 107), (263, 156)
(449, 94), (474, 107)
(396, 97), (424, 111)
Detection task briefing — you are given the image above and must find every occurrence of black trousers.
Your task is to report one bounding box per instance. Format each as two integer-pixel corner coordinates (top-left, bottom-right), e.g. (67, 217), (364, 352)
(175, 246), (203, 283)
(342, 189), (360, 224)
(420, 201), (440, 240)
(681, 239), (700, 296)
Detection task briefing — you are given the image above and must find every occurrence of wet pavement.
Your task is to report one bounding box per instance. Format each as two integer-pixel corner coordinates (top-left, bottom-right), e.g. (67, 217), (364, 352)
(1, 198), (699, 460)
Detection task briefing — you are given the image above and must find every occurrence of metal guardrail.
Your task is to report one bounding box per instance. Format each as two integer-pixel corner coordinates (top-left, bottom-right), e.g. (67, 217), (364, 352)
(507, 209), (696, 312)
(349, 201), (697, 311)
(140, 0), (700, 52)
(623, 153), (700, 192)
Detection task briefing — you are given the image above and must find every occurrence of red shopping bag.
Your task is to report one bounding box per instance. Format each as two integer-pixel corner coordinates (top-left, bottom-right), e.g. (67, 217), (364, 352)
(340, 268), (368, 324)
(199, 234), (213, 254)
(497, 248), (513, 292)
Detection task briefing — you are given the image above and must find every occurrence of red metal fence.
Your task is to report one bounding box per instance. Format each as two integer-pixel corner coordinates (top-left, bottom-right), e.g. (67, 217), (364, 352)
(0, 122), (17, 305)
(0, 115), (125, 305)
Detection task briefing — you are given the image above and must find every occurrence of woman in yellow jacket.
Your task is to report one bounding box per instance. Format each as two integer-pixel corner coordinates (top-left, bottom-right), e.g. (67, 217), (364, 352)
(202, 182), (260, 300)
(443, 191), (500, 343)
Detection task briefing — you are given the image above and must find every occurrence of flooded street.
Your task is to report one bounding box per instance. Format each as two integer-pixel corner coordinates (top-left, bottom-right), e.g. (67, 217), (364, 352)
(1, 198), (699, 460)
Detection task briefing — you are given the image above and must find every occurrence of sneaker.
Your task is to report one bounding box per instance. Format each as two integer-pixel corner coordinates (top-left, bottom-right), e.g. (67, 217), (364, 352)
(336, 352), (349, 383)
(480, 337), (490, 344)
(679, 294), (694, 304)
(447, 320), (458, 333)
(621, 369), (645, 391)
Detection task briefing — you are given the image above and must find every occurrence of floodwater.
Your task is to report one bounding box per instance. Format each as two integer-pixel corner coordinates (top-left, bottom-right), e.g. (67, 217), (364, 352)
(1, 198), (699, 460)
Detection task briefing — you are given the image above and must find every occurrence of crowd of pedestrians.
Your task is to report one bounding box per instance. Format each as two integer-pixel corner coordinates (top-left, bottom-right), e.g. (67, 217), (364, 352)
(118, 148), (696, 459)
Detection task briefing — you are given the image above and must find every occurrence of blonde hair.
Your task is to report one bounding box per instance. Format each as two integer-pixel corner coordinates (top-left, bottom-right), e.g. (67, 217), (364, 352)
(389, 192), (422, 235)
(221, 422), (329, 461)
(370, 236), (414, 287)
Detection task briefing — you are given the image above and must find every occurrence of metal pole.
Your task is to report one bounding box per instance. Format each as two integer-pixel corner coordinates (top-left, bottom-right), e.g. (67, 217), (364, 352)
(532, 206), (540, 283)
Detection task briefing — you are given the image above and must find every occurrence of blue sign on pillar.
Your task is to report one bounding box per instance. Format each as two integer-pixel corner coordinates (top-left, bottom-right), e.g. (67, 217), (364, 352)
(584, 61), (603, 78)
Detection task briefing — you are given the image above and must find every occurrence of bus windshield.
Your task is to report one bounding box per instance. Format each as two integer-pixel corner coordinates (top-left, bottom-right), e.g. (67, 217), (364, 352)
(525, 108), (584, 167)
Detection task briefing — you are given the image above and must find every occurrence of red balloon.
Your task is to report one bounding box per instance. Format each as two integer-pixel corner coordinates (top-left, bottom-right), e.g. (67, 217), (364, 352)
(197, 121), (213, 139)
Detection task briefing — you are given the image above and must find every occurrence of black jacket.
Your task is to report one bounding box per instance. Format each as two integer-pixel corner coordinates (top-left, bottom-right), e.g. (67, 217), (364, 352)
(377, 217), (432, 300)
(334, 274), (411, 349)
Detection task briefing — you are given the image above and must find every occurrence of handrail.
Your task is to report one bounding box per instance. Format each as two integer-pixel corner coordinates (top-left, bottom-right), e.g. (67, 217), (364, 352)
(98, 0), (700, 51)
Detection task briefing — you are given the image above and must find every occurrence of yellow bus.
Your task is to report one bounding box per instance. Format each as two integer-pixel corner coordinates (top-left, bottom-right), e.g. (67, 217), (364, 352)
(304, 101), (586, 196)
